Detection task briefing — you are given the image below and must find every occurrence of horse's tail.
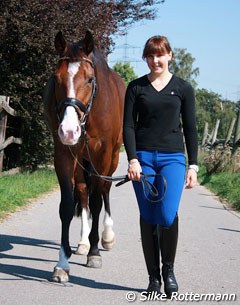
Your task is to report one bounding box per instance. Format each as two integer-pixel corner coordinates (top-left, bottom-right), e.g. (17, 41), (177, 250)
(74, 187), (82, 217)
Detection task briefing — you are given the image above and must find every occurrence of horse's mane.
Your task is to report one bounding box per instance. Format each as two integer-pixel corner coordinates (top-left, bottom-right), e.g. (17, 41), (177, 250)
(92, 47), (110, 74)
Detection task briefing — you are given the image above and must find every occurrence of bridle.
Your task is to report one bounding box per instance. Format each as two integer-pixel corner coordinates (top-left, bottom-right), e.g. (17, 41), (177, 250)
(55, 56), (97, 128)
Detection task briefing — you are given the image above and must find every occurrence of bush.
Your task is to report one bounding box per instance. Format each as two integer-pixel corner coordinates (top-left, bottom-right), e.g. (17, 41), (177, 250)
(0, 0), (161, 169)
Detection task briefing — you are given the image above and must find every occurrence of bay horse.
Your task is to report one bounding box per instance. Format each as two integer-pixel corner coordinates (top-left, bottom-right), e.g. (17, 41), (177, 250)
(44, 30), (125, 283)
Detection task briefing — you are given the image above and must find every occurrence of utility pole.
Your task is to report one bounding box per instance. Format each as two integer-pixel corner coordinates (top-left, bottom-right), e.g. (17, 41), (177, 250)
(109, 33), (142, 67)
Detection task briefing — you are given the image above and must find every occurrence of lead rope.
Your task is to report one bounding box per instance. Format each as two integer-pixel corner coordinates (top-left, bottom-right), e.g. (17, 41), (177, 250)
(68, 128), (167, 204)
(140, 173), (167, 203)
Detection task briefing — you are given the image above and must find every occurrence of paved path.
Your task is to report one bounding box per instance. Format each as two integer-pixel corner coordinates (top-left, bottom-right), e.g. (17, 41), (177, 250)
(0, 153), (239, 305)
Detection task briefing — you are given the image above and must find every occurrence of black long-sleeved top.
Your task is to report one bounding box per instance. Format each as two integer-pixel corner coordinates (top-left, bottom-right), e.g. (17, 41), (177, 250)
(123, 74), (198, 165)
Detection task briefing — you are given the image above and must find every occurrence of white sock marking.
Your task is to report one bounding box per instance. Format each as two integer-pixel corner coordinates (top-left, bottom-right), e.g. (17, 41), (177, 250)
(103, 212), (114, 227)
(56, 246), (70, 271)
(80, 208), (91, 244)
(102, 212), (114, 242)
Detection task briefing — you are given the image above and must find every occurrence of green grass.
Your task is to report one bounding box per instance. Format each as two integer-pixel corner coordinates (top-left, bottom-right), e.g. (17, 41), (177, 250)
(1, 154), (239, 223)
(198, 164), (240, 211)
(0, 169), (58, 220)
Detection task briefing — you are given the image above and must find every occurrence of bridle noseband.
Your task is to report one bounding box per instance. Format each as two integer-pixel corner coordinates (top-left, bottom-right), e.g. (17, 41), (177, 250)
(64, 98), (88, 114)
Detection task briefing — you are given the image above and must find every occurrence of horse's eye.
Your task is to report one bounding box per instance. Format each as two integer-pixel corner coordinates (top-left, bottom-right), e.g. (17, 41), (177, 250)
(88, 77), (94, 84)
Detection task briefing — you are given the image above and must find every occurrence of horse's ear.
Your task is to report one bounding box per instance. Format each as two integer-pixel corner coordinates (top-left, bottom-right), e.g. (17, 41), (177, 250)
(82, 30), (94, 55)
(55, 31), (67, 56)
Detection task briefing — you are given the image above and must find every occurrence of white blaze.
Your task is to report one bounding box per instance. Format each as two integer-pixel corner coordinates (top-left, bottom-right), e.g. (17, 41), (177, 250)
(68, 62), (80, 97)
(58, 62), (81, 145)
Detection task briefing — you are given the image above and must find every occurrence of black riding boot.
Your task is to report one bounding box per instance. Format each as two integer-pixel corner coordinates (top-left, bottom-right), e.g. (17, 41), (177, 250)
(140, 217), (161, 294)
(159, 215), (179, 297)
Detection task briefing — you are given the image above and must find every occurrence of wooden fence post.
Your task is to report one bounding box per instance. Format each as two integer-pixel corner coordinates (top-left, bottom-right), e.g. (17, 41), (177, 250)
(224, 117), (236, 146)
(201, 122), (208, 146)
(211, 119), (220, 145)
(231, 110), (240, 170)
(0, 96), (22, 173)
(0, 97), (9, 172)
(233, 110), (240, 145)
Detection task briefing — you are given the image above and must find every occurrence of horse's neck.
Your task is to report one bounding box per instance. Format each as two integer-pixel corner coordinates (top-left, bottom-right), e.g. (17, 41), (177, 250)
(93, 50), (110, 89)
(93, 49), (109, 72)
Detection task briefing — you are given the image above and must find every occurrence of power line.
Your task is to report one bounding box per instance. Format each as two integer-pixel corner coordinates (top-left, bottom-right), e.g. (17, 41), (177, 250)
(109, 34), (142, 64)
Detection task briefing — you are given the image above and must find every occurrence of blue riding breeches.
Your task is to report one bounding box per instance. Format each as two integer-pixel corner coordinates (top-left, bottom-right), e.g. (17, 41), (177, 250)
(132, 150), (186, 227)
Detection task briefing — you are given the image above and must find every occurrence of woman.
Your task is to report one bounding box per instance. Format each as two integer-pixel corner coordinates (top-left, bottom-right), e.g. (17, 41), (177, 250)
(123, 35), (198, 297)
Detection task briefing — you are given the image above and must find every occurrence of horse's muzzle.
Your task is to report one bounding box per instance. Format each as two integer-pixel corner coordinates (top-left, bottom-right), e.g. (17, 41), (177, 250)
(58, 106), (81, 145)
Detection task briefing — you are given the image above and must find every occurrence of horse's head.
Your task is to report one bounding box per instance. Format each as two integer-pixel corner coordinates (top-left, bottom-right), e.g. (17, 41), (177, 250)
(54, 30), (96, 146)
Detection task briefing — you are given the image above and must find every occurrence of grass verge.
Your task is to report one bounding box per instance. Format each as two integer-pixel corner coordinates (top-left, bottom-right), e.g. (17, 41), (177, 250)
(0, 169), (58, 220)
(198, 165), (240, 212)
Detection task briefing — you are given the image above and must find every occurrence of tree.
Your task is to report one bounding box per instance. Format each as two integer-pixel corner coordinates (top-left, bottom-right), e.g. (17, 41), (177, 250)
(170, 48), (199, 88)
(113, 62), (138, 86)
(195, 88), (236, 140)
(169, 48), (237, 141)
(0, 0), (164, 169)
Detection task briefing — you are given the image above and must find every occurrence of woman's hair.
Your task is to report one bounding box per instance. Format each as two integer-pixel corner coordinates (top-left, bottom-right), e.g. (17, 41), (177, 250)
(142, 35), (173, 60)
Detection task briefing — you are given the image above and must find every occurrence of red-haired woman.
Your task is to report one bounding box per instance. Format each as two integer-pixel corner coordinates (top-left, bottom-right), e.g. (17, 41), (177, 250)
(123, 35), (198, 297)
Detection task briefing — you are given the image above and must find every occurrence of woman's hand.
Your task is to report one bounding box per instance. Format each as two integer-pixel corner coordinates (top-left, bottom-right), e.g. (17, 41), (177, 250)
(185, 168), (198, 189)
(127, 159), (142, 181)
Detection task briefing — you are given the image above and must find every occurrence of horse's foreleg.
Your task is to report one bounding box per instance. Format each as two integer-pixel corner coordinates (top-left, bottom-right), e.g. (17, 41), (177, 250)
(51, 185), (74, 283)
(101, 191), (116, 250)
(87, 187), (102, 268)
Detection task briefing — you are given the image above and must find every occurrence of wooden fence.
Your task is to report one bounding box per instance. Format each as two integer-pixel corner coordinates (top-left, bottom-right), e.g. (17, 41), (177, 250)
(201, 110), (240, 172)
(0, 96), (22, 173)
(201, 110), (240, 149)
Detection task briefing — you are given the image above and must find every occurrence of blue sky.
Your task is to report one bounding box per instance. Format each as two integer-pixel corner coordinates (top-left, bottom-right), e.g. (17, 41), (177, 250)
(108, 0), (240, 102)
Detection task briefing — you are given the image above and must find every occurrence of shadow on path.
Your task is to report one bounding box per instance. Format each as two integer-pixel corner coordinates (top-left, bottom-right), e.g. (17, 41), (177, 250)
(0, 234), (140, 292)
(218, 227), (240, 233)
(0, 234), (59, 253)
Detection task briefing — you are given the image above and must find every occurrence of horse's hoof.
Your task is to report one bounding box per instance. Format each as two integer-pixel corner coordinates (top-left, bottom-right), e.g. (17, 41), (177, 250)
(101, 235), (116, 250)
(50, 267), (69, 283)
(75, 243), (90, 255)
(86, 255), (102, 268)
